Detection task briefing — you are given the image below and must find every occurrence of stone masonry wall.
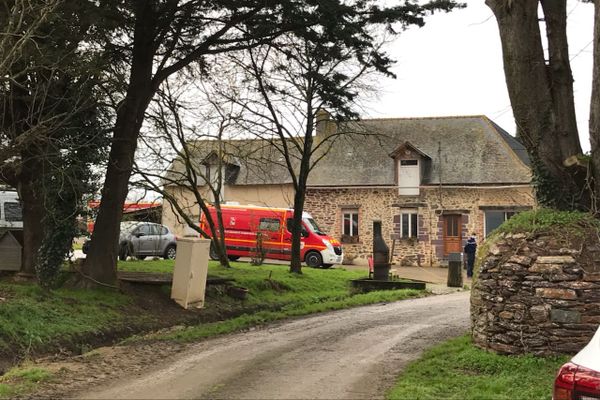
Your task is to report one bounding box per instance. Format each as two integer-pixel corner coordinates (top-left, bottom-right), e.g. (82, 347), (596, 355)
(305, 186), (534, 266)
(471, 232), (600, 355)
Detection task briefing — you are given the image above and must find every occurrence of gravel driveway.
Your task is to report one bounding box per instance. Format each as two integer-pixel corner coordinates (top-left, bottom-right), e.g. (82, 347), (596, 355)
(73, 291), (470, 400)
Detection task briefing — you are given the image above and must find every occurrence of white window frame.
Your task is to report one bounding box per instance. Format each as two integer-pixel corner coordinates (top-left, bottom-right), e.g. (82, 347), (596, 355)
(342, 210), (359, 237)
(399, 209), (418, 239)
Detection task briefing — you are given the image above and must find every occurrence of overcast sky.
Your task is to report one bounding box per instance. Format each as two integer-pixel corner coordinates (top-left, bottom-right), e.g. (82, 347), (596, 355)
(364, 0), (595, 151)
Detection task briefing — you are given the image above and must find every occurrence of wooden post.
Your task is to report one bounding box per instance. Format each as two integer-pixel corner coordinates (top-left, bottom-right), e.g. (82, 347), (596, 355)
(447, 252), (463, 288)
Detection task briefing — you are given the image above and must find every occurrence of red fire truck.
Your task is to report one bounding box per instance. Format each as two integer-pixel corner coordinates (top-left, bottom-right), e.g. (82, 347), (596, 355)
(199, 204), (343, 268)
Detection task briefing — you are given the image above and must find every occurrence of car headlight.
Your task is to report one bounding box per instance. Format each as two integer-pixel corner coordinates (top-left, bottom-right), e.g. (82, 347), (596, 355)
(322, 239), (334, 251)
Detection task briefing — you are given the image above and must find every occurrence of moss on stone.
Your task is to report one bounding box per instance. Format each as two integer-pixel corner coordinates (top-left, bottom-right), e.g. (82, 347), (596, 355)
(495, 208), (599, 236)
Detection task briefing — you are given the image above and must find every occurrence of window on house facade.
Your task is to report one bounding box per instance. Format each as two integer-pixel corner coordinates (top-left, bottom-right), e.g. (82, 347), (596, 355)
(400, 160), (418, 166)
(398, 210), (418, 239)
(342, 210), (359, 242)
(485, 210), (516, 237)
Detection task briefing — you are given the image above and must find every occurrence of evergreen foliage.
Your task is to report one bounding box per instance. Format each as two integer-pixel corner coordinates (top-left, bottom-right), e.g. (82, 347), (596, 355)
(0, 1), (111, 286)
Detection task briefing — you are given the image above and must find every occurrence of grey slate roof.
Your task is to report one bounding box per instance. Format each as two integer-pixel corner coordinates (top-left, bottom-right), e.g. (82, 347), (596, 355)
(307, 115), (531, 186)
(165, 115), (531, 187)
(164, 138), (295, 186)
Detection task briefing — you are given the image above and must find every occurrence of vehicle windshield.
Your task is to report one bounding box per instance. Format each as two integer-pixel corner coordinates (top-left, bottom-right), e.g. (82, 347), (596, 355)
(303, 218), (325, 235)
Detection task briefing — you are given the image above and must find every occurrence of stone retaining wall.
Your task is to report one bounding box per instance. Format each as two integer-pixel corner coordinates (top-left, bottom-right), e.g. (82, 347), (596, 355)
(471, 232), (600, 355)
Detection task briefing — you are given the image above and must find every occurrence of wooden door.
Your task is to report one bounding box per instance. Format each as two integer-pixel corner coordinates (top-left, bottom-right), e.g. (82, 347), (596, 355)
(443, 215), (462, 256)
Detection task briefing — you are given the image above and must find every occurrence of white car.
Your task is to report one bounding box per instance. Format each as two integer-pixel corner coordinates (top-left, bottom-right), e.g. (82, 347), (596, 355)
(554, 326), (600, 400)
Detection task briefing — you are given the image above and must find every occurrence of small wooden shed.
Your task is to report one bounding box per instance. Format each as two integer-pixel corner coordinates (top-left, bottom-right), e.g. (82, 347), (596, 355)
(0, 230), (22, 271)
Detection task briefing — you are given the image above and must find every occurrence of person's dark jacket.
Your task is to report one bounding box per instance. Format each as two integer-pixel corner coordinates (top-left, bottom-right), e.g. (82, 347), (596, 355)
(464, 241), (477, 255)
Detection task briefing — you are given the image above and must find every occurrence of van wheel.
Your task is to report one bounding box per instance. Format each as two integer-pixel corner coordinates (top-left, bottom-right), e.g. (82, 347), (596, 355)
(228, 256), (240, 261)
(209, 243), (219, 261)
(305, 251), (323, 268)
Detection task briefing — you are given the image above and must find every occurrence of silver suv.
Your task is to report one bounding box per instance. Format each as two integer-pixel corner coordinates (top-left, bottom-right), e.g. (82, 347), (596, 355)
(118, 222), (177, 260)
(83, 221), (177, 260)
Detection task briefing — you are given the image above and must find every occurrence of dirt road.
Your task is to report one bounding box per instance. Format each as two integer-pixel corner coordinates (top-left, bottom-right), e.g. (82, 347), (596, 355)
(73, 292), (469, 399)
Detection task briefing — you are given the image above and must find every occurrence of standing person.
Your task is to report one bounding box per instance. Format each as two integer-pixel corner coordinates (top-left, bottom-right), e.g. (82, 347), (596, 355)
(464, 234), (477, 278)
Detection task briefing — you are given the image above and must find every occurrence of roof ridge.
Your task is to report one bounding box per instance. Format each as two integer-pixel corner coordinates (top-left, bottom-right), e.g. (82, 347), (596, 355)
(358, 114), (488, 122)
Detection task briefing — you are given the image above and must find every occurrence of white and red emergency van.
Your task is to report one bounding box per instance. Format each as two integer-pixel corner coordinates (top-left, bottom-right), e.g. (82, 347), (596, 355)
(199, 204), (343, 268)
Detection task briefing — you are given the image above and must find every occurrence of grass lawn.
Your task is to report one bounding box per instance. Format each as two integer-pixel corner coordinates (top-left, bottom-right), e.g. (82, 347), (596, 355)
(386, 335), (568, 400)
(0, 281), (136, 356)
(0, 366), (54, 398)
(118, 259), (426, 342)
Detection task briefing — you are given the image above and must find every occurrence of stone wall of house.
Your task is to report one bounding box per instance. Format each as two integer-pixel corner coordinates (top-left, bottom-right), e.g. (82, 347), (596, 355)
(305, 186), (534, 266)
(471, 232), (600, 355)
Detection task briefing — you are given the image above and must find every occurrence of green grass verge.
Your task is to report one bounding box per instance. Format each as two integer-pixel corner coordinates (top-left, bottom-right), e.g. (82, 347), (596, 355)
(0, 366), (53, 398)
(1, 259), (425, 357)
(386, 335), (568, 400)
(119, 259), (425, 342)
(0, 282), (134, 355)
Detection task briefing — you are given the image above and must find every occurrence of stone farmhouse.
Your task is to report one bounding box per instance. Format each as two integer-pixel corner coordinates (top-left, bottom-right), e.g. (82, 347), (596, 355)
(162, 114), (535, 266)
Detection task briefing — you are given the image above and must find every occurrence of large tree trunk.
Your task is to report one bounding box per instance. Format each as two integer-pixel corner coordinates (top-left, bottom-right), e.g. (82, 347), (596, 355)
(590, 0), (600, 211)
(540, 0), (581, 157)
(18, 167), (44, 276)
(486, 0), (588, 210)
(82, 1), (157, 285)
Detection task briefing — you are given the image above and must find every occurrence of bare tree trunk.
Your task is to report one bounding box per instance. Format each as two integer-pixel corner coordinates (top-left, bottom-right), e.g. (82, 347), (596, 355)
(82, 0), (157, 285)
(213, 197), (230, 268)
(290, 114), (314, 274)
(486, 0), (588, 210)
(289, 183), (307, 274)
(590, 0), (600, 211)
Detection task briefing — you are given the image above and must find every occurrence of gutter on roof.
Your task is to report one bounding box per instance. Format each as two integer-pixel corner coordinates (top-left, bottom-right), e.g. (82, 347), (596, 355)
(420, 184), (532, 189)
(308, 184), (532, 190)
(307, 185), (396, 189)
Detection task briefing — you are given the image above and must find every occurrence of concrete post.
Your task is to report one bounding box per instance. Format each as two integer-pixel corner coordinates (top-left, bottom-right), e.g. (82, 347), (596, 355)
(171, 238), (210, 309)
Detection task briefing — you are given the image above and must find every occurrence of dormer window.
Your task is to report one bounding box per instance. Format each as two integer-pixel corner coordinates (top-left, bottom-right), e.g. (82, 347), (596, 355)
(397, 159), (420, 195)
(389, 142), (430, 197)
